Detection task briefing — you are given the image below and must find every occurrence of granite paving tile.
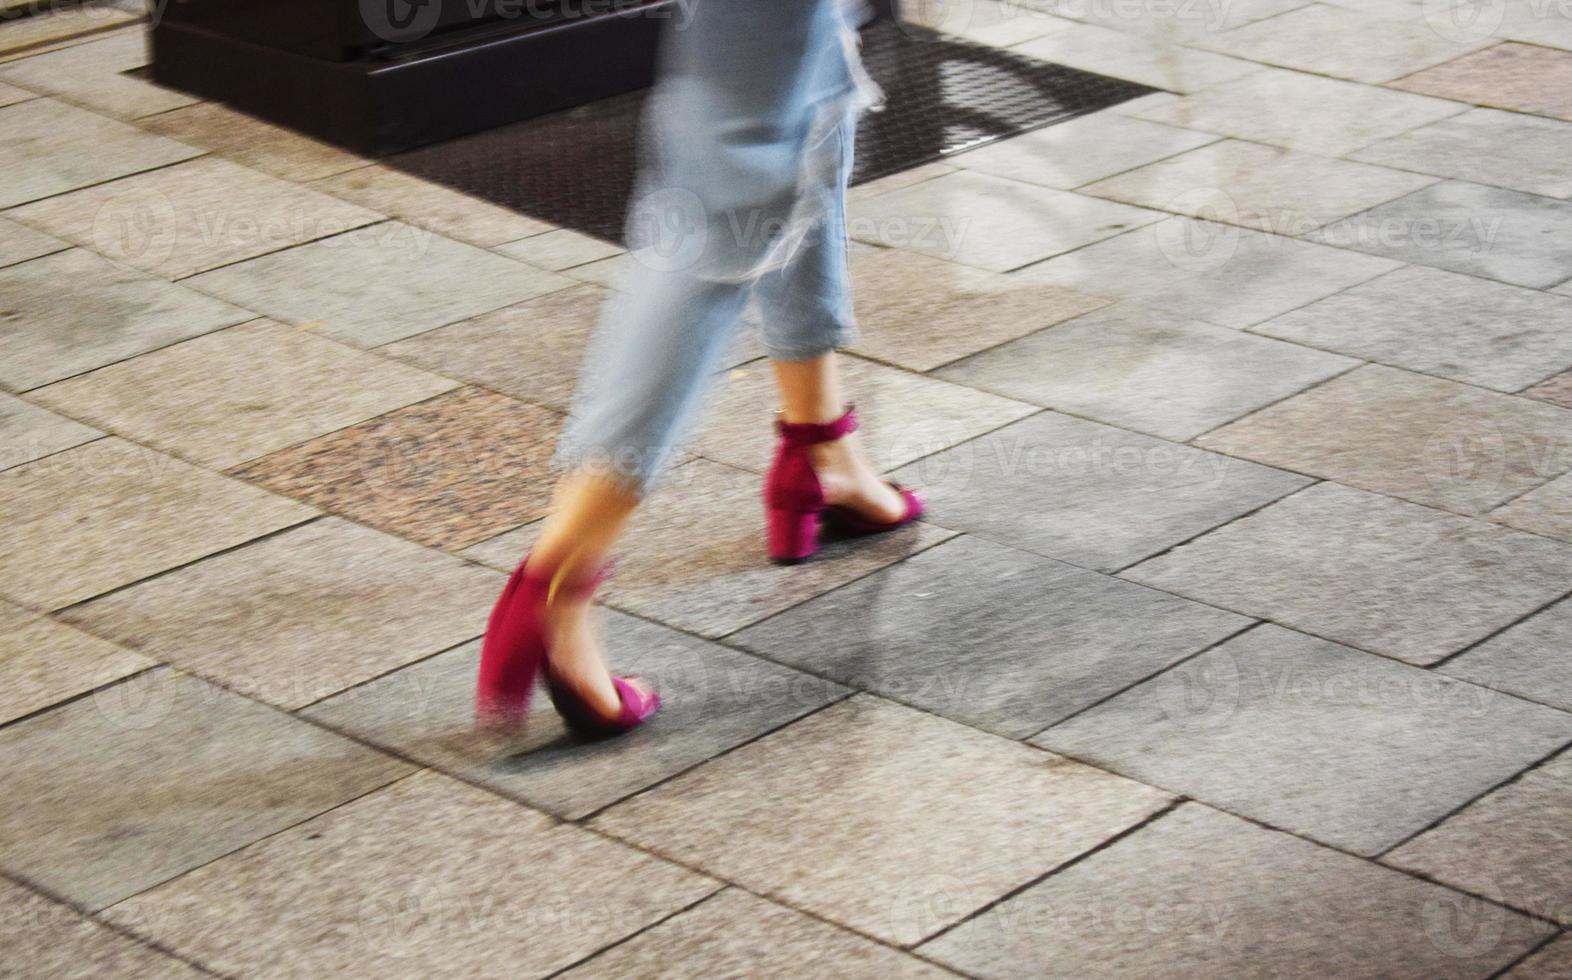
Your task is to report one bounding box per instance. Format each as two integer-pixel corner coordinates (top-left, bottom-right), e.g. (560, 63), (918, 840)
(1391, 42), (1572, 121)
(1349, 108), (1572, 199)
(561, 888), (951, 980)
(848, 169), (1165, 272)
(1122, 481), (1572, 664)
(463, 459), (955, 638)
(901, 0), (1068, 47)
(0, 32), (193, 119)
(0, 668), (412, 909)
(305, 615), (847, 819)
(494, 227), (624, 269)
(1015, 215), (1399, 328)
(890, 411), (1311, 571)
(1081, 138), (1438, 231)
(1387, 748), (1572, 925)
(593, 695), (1173, 946)
(0, 878), (204, 979)
(0, 597), (150, 726)
(0, 4), (141, 55)
(1196, 363), (1572, 515)
(1508, 935), (1572, 979)
(6, 156), (382, 280)
(1045, 0), (1310, 40)
(182, 222), (572, 347)
(921, 802), (1552, 978)
(845, 161), (955, 205)
(1037, 624), (1572, 854)
(0, 97), (198, 208)
(0, 248), (250, 391)
(311, 163), (554, 247)
(1132, 67), (1466, 155)
(1314, 180), (1572, 289)
(936, 302), (1355, 440)
(63, 518), (501, 710)
(31, 318), (458, 469)
(0, 213), (64, 267)
(0, 79), (33, 107)
(0, 391), (99, 470)
(1489, 0), (1572, 50)
(1527, 370), (1572, 410)
(949, 110), (1220, 190)
(1254, 265), (1572, 391)
(1493, 473), (1572, 541)
(733, 535), (1249, 738)
(693, 353), (1035, 475)
(138, 101), (367, 181)
(231, 387), (559, 551)
(0, 438), (313, 610)
(103, 770), (719, 978)
(843, 246), (1110, 371)
(1442, 594), (1572, 712)
(1013, 20), (1264, 92)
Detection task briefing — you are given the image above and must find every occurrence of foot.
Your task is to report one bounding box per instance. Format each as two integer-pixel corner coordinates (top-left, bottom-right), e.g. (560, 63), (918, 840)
(538, 589), (652, 722)
(808, 431), (907, 524)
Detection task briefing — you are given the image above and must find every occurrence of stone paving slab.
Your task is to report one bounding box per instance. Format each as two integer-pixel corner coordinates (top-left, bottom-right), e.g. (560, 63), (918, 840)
(0, 97), (199, 209)
(950, 110), (1220, 190)
(232, 387), (560, 551)
(0, 438), (313, 610)
(1441, 596), (1572, 712)
(1036, 624), (1572, 855)
(1253, 265), (1572, 392)
(593, 695), (1173, 947)
(0, 597), (150, 726)
(1015, 216), (1400, 328)
(1349, 108), (1572, 199)
(139, 101), (367, 182)
(1013, 21), (1263, 92)
(103, 770), (719, 979)
(0, 247), (251, 391)
(63, 517), (501, 710)
(0, 32), (192, 120)
(1528, 370), (1572, 410)
(493, 227), (623, 268)
(464, 459), (955, 638)
(1387, 748), (1572, 925)
(0, 5), (142, 56)
(0, 79), (33, 106)
(936, 302), (1355, 441)
(0, 668), (413, 910)
(1123, 482), (1572, 664)
(1197, 363), (1572, 515)
(891, 411), (1311, 571)
(1391, 43), (1572, 121)
(0, 391), (99, 471)
(1493, 474), (1572, 542)
(183, 222), (572, 347)
(919, 802), (1553, 979)
(0, 214), (65, 268)
(561, 887), (950, 979)
(1509, 935), (1572, 979)
(312, 163), (554, 248)
(0, 877), (204, 979)
(733, 535), (1249, 738)
(32, 318), (458, 469)
(305, 615), (847, 819)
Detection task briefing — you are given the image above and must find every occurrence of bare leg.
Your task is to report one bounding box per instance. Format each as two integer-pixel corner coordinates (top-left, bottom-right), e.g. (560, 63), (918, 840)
(771, 352), (906, 523)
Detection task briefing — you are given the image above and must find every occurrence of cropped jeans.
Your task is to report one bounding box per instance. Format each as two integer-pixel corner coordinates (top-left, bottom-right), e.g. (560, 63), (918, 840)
(555, 0), (877, 495)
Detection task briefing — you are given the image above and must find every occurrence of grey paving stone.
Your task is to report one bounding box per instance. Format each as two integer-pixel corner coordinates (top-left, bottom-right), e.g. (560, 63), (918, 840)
(0, 391), (99, 471)
(1441, 596), (1572, 713)
(593, 695), (1172, 946)
(1123, 482), (1572, 664)
(183, 222), (574, 347)
(1015, 216), (1399, 328)
(1253, 265), (1572, 392)
(1508, 935), (1572, 979)
(0, 248), (251, 391)
(0, 598), (150, 727)
(1315, 180), (1572, 289)
(1013, 20), (1263, 92)
(1529, 369), (1572, 410)
(493, 227), (622, 268)
(936, 302), (1355, 441)
(0, 878), (204, 979)
(0, 668), (412, 910)
(63, 518), (501, 711)
(0, 215), (65, 268)
(1349, 108), (1572, 199)
(920, 802), (1553, 979)
(139, 101), (368, 182)
(1036, 624), (1572, 854)
(0, 97), (199, 208)
(103, 770), (718, 979)
(1196, 364), (1572, 515)
(463, 459), (956, 638)
(890, 411), (1311, 572)
(1387, 748), (1572, 925)
(0, 80), (32, 107)
(949, 111), (1220, 190)
(0, 32), (195, 120)
(1493, 473), (1572, 542)
(306, 616), (847, 819)
(733, 535), (1249, 738)
(312, 163), (554, 247)
(848, 169), (1165, 272)
(1044, 0), (1309, 40)
(562, 888), (950, 980)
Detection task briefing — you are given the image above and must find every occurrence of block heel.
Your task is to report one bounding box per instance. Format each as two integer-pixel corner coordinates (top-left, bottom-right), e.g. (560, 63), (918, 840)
(767, 507), (822, 564)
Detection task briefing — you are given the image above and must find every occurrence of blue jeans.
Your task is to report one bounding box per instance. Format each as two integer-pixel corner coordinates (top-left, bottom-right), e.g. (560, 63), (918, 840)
(556, 0), (876, 494)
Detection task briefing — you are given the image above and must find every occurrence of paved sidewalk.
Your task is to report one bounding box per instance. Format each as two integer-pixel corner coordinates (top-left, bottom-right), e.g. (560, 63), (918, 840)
(3, 0), (1572, 976)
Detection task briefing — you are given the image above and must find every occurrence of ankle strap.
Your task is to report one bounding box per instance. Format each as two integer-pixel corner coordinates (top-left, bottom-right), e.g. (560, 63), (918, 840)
(776, 406), (858, 446)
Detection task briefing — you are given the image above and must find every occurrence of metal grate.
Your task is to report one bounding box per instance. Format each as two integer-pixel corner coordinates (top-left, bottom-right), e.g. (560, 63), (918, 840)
(389, 20), (1154, 243)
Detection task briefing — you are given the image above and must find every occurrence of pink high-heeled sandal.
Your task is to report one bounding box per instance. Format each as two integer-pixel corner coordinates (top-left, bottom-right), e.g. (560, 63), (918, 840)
(763, 406), (924, 564)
